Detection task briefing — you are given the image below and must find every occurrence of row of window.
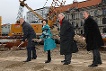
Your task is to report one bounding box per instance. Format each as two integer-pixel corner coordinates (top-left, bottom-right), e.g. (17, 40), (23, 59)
(66, 17), (106, 28)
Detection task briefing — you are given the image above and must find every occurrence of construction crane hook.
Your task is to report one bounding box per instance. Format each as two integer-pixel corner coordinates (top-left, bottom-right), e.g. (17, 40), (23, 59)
(19, 0), (26, 7)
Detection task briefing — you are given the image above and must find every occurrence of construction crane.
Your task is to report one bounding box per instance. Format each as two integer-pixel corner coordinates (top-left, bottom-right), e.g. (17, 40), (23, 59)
(17, 0), (43, 21)
(18, 0), (66, 27)
(9, 0), (43, 37)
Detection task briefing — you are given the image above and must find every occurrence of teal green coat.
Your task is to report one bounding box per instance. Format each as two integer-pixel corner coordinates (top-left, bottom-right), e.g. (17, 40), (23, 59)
(40, 24), (56, 51)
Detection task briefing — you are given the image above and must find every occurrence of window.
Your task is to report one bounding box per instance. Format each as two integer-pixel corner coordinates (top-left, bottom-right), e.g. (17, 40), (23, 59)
(71, 14), (74, 19)
(102, 18), (106, 24)
(103, 9), (106, 15)
(81, 20), (84, 26)
(103, 28), (106, 33)
(80, 13), (83, 18)
(103, 0), (106, 3)
(94, 10), (98, 16)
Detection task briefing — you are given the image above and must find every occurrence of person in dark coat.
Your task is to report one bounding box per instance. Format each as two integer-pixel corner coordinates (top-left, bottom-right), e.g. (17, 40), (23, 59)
(83, 11), (104, 67)
(57, 13), (78, 65)
(17, 18), (37, 62)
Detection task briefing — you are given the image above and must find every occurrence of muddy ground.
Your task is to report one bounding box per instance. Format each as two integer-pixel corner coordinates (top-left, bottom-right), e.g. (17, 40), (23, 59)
(0, 44), (106, 71)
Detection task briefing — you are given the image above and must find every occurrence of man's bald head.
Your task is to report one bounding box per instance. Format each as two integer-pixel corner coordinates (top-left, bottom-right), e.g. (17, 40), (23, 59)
(16, 18), (25, 25)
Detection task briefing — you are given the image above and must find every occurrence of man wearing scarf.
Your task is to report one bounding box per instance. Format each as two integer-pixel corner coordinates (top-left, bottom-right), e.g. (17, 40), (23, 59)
(57, 13), (78, 65)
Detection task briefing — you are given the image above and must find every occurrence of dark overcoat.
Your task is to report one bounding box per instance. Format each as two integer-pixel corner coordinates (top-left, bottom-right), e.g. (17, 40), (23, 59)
(60, 18), (77, 55)
(22, 21), (36, 48)
(84, 16), (104, 51)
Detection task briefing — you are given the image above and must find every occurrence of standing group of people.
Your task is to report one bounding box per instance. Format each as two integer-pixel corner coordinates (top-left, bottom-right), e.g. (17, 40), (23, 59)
(17, 11), (104, 67)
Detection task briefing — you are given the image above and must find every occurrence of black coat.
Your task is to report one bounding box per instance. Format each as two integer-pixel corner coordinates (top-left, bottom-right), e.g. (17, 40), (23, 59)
(84, 16), (104, 51)
(60, 18), (77, 55)
(22, 21), (36, 48)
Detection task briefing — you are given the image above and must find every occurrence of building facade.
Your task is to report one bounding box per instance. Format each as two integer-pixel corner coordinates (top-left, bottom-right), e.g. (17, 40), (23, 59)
(64, 0), (106, 35)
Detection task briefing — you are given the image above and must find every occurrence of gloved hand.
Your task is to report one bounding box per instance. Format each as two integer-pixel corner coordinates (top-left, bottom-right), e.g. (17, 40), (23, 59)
(32, 39), (38, 42)
(37, 39), (42, 42)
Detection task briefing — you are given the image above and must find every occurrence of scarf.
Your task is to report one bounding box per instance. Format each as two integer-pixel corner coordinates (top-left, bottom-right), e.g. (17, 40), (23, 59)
(59, 20), (62, 26)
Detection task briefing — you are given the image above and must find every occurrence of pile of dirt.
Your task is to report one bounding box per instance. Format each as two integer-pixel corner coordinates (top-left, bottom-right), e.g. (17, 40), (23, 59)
(0, 44), (106, 71)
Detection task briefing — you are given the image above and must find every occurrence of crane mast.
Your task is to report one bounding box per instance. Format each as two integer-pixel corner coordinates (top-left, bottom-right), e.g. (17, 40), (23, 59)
(16, 0), (25, 20)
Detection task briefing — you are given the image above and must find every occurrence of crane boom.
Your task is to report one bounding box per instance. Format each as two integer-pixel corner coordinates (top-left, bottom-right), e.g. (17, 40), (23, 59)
(19, 0), (43, 20)
(24, 4), (44, 20)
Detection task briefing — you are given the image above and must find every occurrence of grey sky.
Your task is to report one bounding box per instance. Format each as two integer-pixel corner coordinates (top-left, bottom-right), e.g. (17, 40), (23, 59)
(0, 0), (85, 24)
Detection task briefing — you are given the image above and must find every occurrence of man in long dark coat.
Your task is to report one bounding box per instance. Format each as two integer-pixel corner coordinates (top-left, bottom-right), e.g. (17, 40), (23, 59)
(17, 18), (37, 62)
(83, 11), (104, 67)
(58, 13), (78, 65)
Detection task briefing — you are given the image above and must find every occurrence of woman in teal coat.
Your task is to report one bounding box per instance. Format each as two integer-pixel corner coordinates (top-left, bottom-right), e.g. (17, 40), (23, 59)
(38, 19), (56, 63)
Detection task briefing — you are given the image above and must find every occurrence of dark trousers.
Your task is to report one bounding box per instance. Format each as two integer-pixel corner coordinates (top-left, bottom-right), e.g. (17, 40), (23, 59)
(27, 46), (37, 60)
(47, 50), (51, 60)
(65, 54), (72, 62)
(92, 49), (102, 65)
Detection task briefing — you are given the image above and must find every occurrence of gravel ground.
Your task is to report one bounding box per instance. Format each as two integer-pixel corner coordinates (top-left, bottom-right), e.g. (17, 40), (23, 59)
(0, 44), (106, 71)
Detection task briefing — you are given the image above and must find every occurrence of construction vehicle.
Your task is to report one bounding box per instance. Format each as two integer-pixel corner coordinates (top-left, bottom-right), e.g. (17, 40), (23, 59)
(8, 23), (42, 37)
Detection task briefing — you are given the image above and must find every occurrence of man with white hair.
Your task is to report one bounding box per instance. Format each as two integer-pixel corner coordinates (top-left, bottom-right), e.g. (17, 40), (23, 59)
(17, 18), (37, 62)
(57, 13), (78, 65)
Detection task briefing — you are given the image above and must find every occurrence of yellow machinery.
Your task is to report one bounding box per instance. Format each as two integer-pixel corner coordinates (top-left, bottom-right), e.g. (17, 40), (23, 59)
(8, 24), (22, 36)
(8, 23), (42, 37)
(30, 23), (42, 35)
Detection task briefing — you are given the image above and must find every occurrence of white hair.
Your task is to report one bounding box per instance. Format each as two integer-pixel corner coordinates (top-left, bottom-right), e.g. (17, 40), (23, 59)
(59, 13), (65, 17)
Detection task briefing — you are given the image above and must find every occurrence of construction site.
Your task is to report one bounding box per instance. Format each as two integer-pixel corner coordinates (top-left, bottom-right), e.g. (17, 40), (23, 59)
(0, 0), (106, 71)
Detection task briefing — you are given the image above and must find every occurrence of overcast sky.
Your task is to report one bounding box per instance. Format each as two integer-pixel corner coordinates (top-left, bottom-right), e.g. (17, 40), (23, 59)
(0, 0), (85, 24)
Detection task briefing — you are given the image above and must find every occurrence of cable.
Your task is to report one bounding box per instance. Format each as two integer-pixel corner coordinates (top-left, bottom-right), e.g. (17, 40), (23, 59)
(43, 0), (49, 7)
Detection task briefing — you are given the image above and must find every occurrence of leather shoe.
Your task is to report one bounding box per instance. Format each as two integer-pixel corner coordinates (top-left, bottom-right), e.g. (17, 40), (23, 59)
(63, 62), (70, 65)
(88, 64), (98, 67)
(61, 60), (66, 63)
(23, 60), (31, 62)
(45, 60), (51, 63)
(32, 56), (37, 59)
(98, 62), (102, 65)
